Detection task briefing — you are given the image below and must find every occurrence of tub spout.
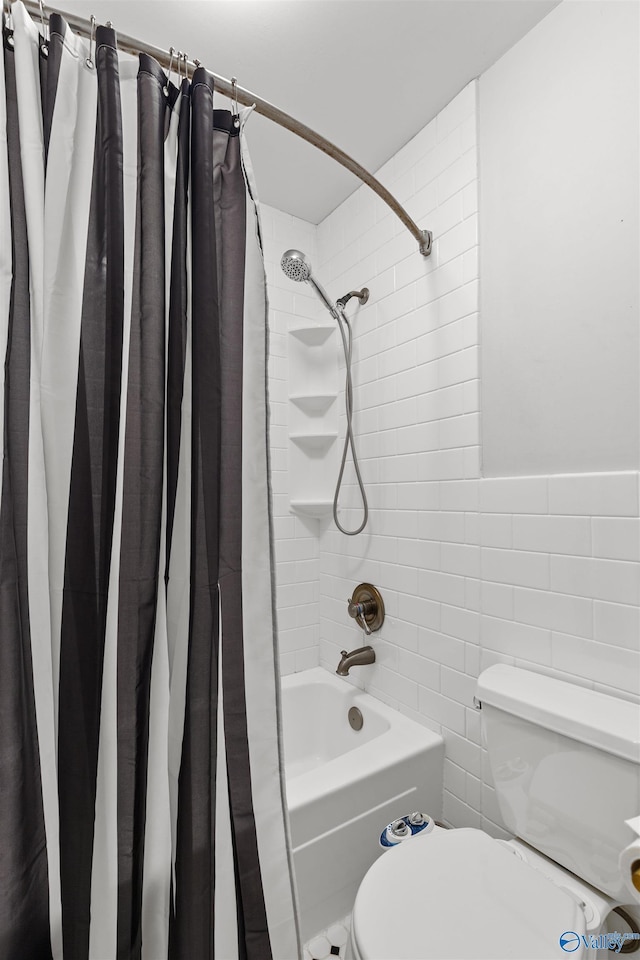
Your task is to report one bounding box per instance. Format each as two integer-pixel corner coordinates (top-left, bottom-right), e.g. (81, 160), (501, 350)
(336, 645), (376, 676)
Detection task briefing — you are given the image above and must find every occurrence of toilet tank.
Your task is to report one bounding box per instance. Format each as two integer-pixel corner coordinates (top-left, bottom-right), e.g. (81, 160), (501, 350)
(477, 665), (640, 901)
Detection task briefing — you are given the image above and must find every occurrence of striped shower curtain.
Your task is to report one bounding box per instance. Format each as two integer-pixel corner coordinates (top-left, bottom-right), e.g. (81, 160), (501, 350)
(0, 4), (299, 959)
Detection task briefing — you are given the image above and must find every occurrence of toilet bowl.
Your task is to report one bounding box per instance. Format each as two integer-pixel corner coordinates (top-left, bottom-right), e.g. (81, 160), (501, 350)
(347, 665), (640, 960)
(347, 826), (621, 959)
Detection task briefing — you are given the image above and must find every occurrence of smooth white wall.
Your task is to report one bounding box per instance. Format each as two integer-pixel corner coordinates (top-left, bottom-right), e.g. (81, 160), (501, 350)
(479, 0), (639, 476)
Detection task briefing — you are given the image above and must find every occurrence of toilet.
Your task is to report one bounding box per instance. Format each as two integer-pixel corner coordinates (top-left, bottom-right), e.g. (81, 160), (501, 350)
(347, 664), (640, 960)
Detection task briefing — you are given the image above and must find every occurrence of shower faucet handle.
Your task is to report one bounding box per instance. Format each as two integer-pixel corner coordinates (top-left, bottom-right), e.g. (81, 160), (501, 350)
(347, 598), (373, 635)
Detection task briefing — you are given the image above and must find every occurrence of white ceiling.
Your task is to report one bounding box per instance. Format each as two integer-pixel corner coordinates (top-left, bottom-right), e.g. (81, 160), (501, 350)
(54, 0), (560, 223)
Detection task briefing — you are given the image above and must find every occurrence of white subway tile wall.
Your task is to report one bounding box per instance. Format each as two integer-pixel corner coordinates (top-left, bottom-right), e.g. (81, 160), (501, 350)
(261, 81), (640, 834)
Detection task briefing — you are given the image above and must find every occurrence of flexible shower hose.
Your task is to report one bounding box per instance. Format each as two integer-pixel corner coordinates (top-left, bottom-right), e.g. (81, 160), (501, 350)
(333, 306), (369, 535)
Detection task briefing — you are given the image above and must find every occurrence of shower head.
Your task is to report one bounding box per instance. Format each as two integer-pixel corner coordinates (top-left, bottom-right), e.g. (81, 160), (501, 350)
(280, 248), (338, 318)
(280, 249), (369, 320)
(280, 249), (311, 283)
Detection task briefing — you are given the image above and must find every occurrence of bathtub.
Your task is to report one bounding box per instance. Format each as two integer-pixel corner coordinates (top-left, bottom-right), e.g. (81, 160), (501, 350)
(281, 667), (444, 941)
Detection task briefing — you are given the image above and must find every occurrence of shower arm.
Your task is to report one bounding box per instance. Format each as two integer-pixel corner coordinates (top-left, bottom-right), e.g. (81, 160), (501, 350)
(19, 0), (433, 257)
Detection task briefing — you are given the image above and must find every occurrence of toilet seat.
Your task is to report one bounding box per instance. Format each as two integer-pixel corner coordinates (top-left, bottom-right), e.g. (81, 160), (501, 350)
(351, 828), (587, 959)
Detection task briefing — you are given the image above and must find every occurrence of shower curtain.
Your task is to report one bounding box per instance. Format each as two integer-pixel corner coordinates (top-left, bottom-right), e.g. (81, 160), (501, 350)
(0, 4), (299, 959)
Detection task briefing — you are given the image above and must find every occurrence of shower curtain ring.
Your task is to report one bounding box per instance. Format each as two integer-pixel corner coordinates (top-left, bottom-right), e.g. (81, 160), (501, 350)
(38, 0), (49, 57)
(85, 15), (96, 69)
(164, 46), (175, 96)
(231, 77), (240, 128)
(181, 51), (188, 78)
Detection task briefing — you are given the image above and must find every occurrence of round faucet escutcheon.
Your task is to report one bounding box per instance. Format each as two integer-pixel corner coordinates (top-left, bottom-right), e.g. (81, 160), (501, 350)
(347, 583), (385, 633)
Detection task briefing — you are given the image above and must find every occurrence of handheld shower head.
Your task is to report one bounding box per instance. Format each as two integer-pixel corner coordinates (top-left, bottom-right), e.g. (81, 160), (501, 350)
(280, 248), (338, 317)
(280, 249), (311, 283)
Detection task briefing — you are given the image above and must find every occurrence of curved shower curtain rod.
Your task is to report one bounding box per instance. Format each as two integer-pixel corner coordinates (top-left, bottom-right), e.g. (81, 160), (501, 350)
(20, 0), (433, 256)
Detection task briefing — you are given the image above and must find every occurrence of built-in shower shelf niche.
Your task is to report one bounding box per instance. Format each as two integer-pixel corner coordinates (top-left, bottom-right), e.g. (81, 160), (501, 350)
(290, 432), (338, 451)
(288, 323), (336, 346)
(289, 499), (333, 518)
(290, 393), (336, 414)
(287, 315), (338, 522)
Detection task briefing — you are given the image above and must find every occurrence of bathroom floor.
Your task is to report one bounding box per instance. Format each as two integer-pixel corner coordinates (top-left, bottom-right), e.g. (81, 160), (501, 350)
(304, 916), (351, 960)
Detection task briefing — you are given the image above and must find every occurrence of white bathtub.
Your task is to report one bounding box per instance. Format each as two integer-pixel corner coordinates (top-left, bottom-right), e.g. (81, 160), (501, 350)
(281, 667), (444, 941)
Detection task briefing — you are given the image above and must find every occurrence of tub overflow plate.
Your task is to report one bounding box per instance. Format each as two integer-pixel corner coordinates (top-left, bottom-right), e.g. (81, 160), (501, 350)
(348, 706), (364, 731)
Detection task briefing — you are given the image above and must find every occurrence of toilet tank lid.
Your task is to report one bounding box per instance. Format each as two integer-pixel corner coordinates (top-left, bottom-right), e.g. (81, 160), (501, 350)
(477, 665), (640, 764)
